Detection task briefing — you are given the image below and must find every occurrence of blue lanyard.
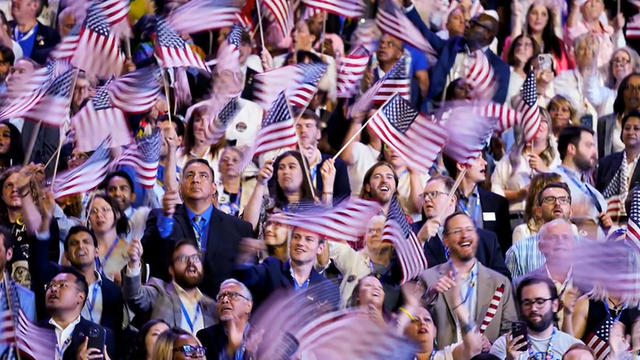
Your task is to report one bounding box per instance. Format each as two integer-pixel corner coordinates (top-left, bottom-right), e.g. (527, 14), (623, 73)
(98, 238), (119, 272)
(528, 328), (555, 360)
(558, 166), (602, 213)
(604, 300), (624, 323)
(459, 192), (481, 224)
(178, 299), (201, 333)
(56, 336), (72, 360)
(86, 283), (100, 323)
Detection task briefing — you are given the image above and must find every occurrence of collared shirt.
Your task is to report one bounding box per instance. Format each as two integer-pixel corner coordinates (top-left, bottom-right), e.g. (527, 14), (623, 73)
(81, 272), (103, 325)
(14, 23), (38, 59)
(505, 234), (546, 280)
(173, 281), (205, 334)
(289, 261), (310, 291)
(157, 204), (214, 250)
(185, 205), (214, 251)
(460, 261), (479, 320)
(458, 186), (484, 229)
(554, 165), (606, 226)
(50, 315), (82, 360)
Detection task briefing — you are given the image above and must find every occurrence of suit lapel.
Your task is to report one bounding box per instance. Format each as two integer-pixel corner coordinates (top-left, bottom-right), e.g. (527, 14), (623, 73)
(427, 235), (447, 264)
(631, 155), (640, 187)
(167, 282), (183, 327)
(176, 206), (196, 240)
(475, 264), (492, 322)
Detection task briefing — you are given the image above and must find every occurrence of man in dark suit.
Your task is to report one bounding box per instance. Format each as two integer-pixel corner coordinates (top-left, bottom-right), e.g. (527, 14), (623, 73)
(412, 175), (510, 278)
(402, 0), (509, 104)
(142, 158), (254, 298)
(233, 227), (340, 308)
(443, 155), (512, 255)
(41, 268), (115, 360)
(197, 279), (253, 359)
(10, 0), (60, 64)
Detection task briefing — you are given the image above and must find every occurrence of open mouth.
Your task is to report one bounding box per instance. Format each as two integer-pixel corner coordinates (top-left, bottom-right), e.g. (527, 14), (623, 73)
(459, 241), (472, 248)
(379, 185), (390, 192)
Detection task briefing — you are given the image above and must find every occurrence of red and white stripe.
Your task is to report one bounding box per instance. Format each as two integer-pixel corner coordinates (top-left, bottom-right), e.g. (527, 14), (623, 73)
(382, 220), (428, 284)
(605, 195), (625, 221)
(253, 122), (297, 156)
(50, 33), (80, 60)
(71, 26), (125, 77)
(53, 141), (112, 199)
(442, 106), (496, 165)
(155, 43), (207, 71)
(465, 51), (496, 100)
(115, 147), (159, 188)
(375, 0), (432, 53)
(166, 0), (244, 34)
(287, 83), (317, 109)
(373, 78), (411, 105)
(627, 18), (640, 40)
(479, 103), (522, 133)
(337, 45), (370, 98)
(0, 309), (59, 360)
(72, 104), (132, 152)
(251, 65), (304, 110)
(627, 215), (640, 253)
(516, 98), (541, 143)
(586, 333), (610, 360)
(479, 284), (505, 334)
(99, 0), (129, 26)
(262, 0), (293, 37)
(0, 310), (14, 343)
(269, 198), (382, 242)
(0, 64), (53, 119)
(301, 0), (365, 18)
(107, 68), (160, 114)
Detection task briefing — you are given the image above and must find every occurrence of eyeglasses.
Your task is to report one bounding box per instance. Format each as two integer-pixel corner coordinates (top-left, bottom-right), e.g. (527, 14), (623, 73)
(423, 191), (448, 200)
(46, 281), (80, 292)
(521, 297), (553, 308)
(612, 58), (631, 65)
(445, 226), (475, 237)
(173, 345), (206, 358)
(216, 291), (249, 302)
(541, 196), (571, 205)
(89, 207), (113, 216)
(173, 254), (202, 264)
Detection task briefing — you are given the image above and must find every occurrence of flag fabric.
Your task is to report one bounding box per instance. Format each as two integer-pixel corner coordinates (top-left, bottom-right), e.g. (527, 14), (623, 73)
(375, 0), (432, 53)
(514, 71), (541, 143)
(71, 1), (125, 77)
(479, 284), (505, 334)
(287, 62), (328, 110)
(107, 66), (161, 113)
(0, 309), (56, 360)
(53, 138), (112, 199)
(479, 103), (522, 133)
(368, 93), (448, 173)
(253, 91), (297, 156)
(268, 197), (382, 242)
(441, 104), (496, 165)
(19, 67), (77, 126)
(98, 0), (129, 26)
(204, 97), (240, 144)
(153, 19), (207, 70)
(262, 0), (293, 37)
(627, 19), (640, 39)
(464, 50), (496, 100)
(72, 86), (132, 152)
(250, 66), (304, 110)
(213, 24), (244, 92)
(372, 56), (410, 105)
(585, 317), (614, 360)
(115, 129), (162, 188)
(301, 0), (365, 18)
(337, 45), (370, 98)
(602, 152), (629, 221)
(166, 0), (244, 35)
(626, 186), (640, 253)
(0, 61), (56, 120)
(50, 24), (81, 61)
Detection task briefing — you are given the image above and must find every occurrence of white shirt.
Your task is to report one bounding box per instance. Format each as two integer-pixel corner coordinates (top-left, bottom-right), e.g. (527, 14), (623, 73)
(50, 315), (82, 360)
(554, 165), (607, 233)
(81, 272), (103, 325)
(124, 206), (150, 243)
(174, 281), (205, 334)
(225, 98), (263, 148)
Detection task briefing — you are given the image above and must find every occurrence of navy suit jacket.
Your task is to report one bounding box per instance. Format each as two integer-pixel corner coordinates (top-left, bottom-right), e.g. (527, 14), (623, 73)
(595, 151), (640, 193)
(233, 257), (340, 309)
(40, 317), (115, 360)
(478, 188), (512, 255)
(142, 205), (254, 298)
(9, 21), (60, 64)
(411, 221), (510, 278)
(405, 7), (509, 104)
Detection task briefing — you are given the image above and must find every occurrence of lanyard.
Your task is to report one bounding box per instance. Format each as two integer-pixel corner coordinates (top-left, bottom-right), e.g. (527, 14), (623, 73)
(558, 166), (602, 213)
(86, 283), (100, 323)
(178, 299), (201, 333)
(604, 300), (624, 323)
(448, 260), (476, 306)
(13, 25), (36, 43)
(459, 192), (481, 225)
(98, 238), (119, 272)
(56, 336), (72, 360)
(528, 328), (555, 360)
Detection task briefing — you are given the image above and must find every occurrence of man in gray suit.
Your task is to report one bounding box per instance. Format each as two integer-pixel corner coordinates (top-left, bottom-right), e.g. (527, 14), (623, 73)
(420, 212), (517, 351)
(123, 238), (216, 334)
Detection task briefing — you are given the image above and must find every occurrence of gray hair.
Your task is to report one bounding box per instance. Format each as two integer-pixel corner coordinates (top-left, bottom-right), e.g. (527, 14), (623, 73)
(538, 218), (576, 243)
(219, 278), (253, 301)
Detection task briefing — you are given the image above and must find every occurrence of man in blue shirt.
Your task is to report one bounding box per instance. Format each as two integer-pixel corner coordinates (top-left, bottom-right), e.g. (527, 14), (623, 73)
(9, 0), (59, 64)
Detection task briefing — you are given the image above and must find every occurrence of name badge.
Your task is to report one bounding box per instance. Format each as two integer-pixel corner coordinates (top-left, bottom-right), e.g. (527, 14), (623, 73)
(482, 212), (496, 221)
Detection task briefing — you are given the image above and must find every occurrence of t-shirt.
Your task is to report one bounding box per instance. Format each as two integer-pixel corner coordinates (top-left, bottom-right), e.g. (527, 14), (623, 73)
(347, 142), (380, 195)
(490, 328), (582, 360)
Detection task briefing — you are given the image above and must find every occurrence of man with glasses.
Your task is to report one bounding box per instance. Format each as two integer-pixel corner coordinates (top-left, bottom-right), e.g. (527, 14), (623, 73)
(197, 279), (253, 359)
(42, 268), (114, 360)
(420, 212), (517, 350)
(490, 275), (582, 359)
(411, 175), (509, 277)
(123, 239), (216, 334)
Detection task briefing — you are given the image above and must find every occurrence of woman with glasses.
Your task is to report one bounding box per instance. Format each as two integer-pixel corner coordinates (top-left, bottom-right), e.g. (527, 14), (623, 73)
(152, 327), (206, 360)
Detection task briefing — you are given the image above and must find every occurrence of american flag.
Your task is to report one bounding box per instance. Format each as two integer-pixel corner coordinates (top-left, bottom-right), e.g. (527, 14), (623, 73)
(204, 97), (240, 144)
(251, 65), (304, 110)
(337, 45), (370, 98)
(50, 24), (80, 61)
(107, 65), (161, 113)
(479, 284), (505, 334)
(627, 14), (640, 39)
(213, 24), (244, 90)
(301, 0), (366, 18)
(0, 61), (55, 120)
(166, 0), (244, 35)
(480, 102), (521, 133)
(98, 0), (129, 26)
(375, 0), (431, 53)
(253, 91), (297, 156)
(441, 104), (496, 165)
(53, 138), (112, 199)
(72, 85), (132, 152)
(268, 197), (382, 242)
(262, 0), (293, 37)
(18, 67), (77, 126)
(585, 316), (614, 360)
(384, 196), (427, 284)
(0, 309), (57, 360)
(153, 19), (207, 70)
(514, 71), (541, 143)
(71, 1), (125, 77)
(368, 93), (447, 173)
(464, 50), (496, 100)
(115, 129), (162, 188)
(287, 62), (328, 110)
(372, 56), (410, 106)
(626, 186), (640, 253)
(603, 155), (628, 221)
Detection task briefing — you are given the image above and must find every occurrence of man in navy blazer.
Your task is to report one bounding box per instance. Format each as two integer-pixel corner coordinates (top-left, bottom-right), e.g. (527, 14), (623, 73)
(142, 158), (254, 298)
(402, 0), (509, 104)
(233, 227), (340, 309)
(10, 0), (60, 64)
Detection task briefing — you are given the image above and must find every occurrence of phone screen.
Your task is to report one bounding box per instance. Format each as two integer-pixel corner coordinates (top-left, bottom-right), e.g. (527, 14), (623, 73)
(511, 321), (528, 351)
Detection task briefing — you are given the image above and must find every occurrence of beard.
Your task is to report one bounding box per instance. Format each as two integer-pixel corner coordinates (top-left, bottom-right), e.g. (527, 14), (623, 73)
(574, 152), (595, 172)
(174, 268), (203, 289)
(525, 308), (555, 333)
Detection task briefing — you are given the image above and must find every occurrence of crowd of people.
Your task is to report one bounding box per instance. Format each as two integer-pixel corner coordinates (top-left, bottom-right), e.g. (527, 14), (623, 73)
(1, 0), (640, 358)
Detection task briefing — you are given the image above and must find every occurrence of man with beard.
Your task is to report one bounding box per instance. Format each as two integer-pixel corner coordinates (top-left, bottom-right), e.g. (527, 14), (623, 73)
(490, 275), (582, 359)
(554, 126), (611, 237)
(123, 239), (216, 334)
(197, 279), (253, 359)
(142, 158), (254, 298)
(420, 212), (517, 350)
(360, 161), (398, 216)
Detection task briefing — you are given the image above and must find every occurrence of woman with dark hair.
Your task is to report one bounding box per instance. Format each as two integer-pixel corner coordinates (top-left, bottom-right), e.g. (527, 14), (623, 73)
(349, 275), (388, 325)
(505, 35), (541, 105)
(505, 0), (574, 72)
(127, 319), (170, 360)
(177, 103), (225, 181)
(87, 193), (130, 283)
(0, 120), (24, 171)
(597, 73), (640, 158)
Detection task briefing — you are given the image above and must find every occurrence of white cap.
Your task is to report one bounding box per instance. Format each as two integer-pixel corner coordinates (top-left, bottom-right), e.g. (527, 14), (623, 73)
(482, 9), (499, 22)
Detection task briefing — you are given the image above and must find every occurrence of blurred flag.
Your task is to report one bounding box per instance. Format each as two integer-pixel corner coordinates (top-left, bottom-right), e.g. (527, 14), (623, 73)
(375, 0), (431, 53)
(204, 97), (240, 144)
(626, 186), (640, 253)
(107, 65), (161, 113)
(250, 65), (304, 110)
(372, 55), (410, 106)
(301, 0), (365, 18)
(384, 197), (427, 284)
(464, 50), (496, 100)
(153, 19), (207, 70)
(0, 308), (56, 360)
(19, 67), (77, 126)
(98, 0), (129, 26)
(287, 62), (327, 110)
(262, 0), (293, 37)
(0, 61), (56, 120)
(368, 93), (447, 173)
(337, 45), (370, 98)
(585, 318), (613, 360)
(166, 0), (245, 35)
(479, 103), (521, 133)
(602, 154), (629, 222)
(441, 104), (496, 165)
(114, 129), (162, 188)
(253, 91), (297, 156)
(53, 138), (112, 199)
(50, 24), (81, 61)
(514, 71), (541, 143)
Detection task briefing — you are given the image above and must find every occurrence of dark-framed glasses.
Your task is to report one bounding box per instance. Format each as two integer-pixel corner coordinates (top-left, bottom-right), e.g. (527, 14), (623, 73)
(173, 345), (206, 358)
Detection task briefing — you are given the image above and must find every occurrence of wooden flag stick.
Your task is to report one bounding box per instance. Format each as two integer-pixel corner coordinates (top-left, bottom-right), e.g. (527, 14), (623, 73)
(435, 166), (468, 221)
(332, 116), (374, 160)
(255, 0), (266, 49)
(23, 121), (42, 166)
(50, 140), (64, 192)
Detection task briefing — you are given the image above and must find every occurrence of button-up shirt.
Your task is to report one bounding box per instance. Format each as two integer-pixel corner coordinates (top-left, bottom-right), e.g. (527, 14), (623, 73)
(50, 315), (82, 360)
(174, 281), (205, 334)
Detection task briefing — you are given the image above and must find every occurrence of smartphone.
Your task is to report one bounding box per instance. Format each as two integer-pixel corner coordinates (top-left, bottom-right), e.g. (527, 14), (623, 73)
(511, 321), (528, 351)
(86, 325), (106, 351)
(538, 54), (553, 71)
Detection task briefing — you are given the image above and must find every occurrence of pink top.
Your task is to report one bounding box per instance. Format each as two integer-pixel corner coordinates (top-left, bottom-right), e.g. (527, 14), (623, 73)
(565, 19), (615, 68)
(502, 35), (575, 73)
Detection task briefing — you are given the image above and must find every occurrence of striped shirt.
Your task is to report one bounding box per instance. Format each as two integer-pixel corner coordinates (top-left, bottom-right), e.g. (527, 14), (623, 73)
(505, 234), (546, 280)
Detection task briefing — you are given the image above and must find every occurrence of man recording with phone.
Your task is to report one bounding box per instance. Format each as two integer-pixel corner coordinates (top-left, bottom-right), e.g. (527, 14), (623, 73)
(490, 275), (582, 359)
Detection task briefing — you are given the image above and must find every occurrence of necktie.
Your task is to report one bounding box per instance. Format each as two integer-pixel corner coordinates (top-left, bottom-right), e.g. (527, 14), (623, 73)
(192, 215), (204, 249)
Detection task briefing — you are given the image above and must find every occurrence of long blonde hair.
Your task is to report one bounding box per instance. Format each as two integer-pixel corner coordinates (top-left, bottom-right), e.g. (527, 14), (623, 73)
(509, 111), (556, 176)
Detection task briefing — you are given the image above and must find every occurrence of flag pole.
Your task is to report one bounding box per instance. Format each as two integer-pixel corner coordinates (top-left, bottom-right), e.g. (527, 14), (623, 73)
(284, 95), (316, 199)
(51, 70), (80, 192)
(23, 121), (42, 166)
(162, 69), (173, 124)
(4, 274), (22, 360)
(255, 0), (266, 49)
(435, 166), (468, 221)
